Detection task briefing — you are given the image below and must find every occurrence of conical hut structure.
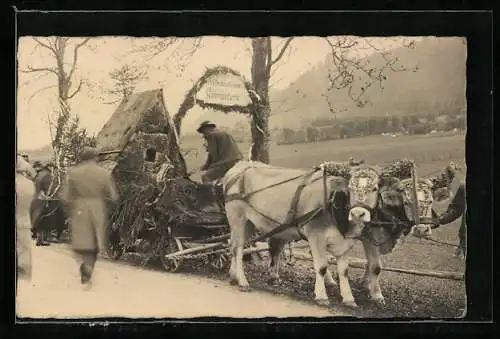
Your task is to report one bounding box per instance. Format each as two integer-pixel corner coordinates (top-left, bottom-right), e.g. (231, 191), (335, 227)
(96, 89), (225, 256)
(96, 89), (187, 194)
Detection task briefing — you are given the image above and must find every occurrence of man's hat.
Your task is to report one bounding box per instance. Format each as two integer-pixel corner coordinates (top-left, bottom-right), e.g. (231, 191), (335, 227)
(196, 120), (217, 133)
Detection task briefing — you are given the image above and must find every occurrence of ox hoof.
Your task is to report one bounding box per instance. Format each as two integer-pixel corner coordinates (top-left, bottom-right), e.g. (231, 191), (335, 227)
(315, 299), (331, 307)
(229, 277), (238, 286)
(238, 285), (252, 292)
(342, 300), (358, 309)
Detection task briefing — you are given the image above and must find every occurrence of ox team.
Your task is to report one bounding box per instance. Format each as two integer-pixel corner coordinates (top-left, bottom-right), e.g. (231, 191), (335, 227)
(17, 121), (465, 294)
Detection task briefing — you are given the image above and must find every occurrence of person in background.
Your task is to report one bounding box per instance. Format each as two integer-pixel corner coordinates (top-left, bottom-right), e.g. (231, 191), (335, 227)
(30, 161), (54, 245)
(20, 152), (30, 164)
(197, 120), (244, 183)
(16, 155), (37, 281)
(437, 180), (466, 260)
(60, 146), (119, 290)
(32, 160), (43, 174)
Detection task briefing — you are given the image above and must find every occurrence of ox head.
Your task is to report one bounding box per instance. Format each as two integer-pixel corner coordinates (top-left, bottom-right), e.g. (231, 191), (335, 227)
(400, 178), (436, 238)
(363, 175), (410, 253)
(346, 166), (381, 238)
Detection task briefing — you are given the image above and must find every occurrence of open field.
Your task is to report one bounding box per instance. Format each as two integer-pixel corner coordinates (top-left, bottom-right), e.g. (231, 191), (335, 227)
(183, 132), (465, 181)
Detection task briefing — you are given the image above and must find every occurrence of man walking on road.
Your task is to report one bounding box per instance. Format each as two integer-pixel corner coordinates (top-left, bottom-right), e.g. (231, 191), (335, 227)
(60, 147), (119, 289)
(197, 121), (244, 183)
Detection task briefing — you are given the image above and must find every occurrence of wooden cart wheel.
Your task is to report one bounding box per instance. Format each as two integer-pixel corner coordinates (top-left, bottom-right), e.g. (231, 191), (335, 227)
(159, 236), (184, 273)
(209, 252), (230, 271)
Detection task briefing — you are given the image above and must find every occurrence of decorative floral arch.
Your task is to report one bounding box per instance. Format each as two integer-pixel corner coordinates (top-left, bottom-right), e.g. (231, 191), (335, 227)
(173, 65), (260, 136)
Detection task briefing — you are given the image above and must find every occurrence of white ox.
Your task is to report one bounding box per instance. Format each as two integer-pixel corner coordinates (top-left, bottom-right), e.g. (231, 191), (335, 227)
(221, 161), (379, 307)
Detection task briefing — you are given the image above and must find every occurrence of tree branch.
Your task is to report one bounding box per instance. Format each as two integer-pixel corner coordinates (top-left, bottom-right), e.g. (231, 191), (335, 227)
(102, 98), (122, 105)
(67, 38), (91, 81)
(66, 79), (83, 99)
(32, 37), (57, 54)
(267, 37), (294, 72)
(21, 65), (59, 75)
(27, 85), (58, 104)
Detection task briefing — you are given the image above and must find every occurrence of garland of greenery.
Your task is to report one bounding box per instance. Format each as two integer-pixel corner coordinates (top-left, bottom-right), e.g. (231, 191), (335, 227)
(173, 65), (258, 135)
(380, 159), (458, 191)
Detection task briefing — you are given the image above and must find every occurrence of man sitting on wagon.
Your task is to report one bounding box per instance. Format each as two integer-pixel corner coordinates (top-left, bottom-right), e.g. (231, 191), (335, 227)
(197, 120), (244, 184)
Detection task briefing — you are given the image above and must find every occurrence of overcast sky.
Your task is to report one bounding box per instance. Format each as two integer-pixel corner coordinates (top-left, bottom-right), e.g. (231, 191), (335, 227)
(17, 36), (417, 150)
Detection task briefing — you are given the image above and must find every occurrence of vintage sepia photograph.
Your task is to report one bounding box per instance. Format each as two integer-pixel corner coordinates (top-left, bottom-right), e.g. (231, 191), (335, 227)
(16, 34), (467, 319)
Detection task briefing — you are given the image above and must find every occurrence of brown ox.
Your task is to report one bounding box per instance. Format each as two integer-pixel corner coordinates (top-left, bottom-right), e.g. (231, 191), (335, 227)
(359, 176), (437, 304)
(222, 160), (366, 307)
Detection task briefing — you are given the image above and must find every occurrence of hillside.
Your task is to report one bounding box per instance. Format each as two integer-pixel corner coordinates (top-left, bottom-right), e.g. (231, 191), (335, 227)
(22, 37), (467, 153)
(269, 37), (467, 128)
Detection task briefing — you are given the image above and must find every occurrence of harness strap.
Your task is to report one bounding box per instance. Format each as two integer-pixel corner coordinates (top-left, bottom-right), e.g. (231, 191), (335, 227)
(322, 166), (329, 211)
(248, 205), (323, 243)
(248, 170), (320, 242)
(282, 170), (316, 226)
(224, 170), (247, 203)
(225, 167), (317, 204)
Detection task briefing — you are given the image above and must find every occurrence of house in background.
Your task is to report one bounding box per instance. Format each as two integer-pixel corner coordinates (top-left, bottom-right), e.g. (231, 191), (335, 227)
(96, 89), (187, 193)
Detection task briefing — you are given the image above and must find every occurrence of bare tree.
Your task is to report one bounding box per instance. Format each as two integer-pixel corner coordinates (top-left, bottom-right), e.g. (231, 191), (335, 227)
(21, 37), (91, 106)
(323, 37), (416, 108)
(116, 36), (416, 164)
(249, 37), (294, 163)
(130, 37), (202, 79)
(249, 36), (416, 163)
(102, 64), (148, 104)
(20, 37), (92, 166)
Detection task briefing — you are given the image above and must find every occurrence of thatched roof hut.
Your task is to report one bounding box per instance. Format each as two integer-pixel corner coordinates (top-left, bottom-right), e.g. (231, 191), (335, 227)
(96, 89), (187, 193)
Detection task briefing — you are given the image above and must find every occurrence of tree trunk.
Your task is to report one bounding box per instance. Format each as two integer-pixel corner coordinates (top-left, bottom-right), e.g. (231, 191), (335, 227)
(250, 38), (271, 164)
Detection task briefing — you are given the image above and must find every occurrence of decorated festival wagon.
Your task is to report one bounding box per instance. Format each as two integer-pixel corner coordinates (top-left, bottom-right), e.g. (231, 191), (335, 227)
(99, 67), (461, 276)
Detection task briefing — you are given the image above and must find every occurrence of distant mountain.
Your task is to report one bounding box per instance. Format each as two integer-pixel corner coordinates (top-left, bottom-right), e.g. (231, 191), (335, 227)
(269, 37), (467, 128)
(23, 38), (467, 149)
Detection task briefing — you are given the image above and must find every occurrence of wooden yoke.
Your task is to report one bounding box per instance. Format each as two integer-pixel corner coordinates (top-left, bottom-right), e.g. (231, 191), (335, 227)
(410, 160), (421, 226)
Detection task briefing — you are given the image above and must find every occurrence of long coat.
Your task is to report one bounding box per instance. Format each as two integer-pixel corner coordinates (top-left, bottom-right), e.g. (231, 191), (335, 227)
(201, 129), (243, 182)
(60, 160), (119, 253)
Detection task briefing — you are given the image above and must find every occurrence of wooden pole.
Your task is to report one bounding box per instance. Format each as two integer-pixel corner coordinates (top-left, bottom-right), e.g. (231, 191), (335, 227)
(242, 242), (309, 255)
(410, 160), (421, 226)
(163, 242), (224, 259)
(291, 252), (464, 281)
(99, 150), (122, 155)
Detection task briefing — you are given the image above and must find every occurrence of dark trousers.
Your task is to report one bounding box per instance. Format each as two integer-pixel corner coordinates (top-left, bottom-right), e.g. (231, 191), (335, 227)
(458, 217), (466, 254)
(36, 230), (49, 245)
(74, 249), (98, 283)
(201, 160), (240, 183)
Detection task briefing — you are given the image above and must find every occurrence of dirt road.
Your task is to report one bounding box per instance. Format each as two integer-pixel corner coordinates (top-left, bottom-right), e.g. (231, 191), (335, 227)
(16, 244), (350, 319)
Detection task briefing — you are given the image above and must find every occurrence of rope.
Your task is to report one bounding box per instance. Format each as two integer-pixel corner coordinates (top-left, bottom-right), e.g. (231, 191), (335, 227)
(424, 236), (459, 248)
